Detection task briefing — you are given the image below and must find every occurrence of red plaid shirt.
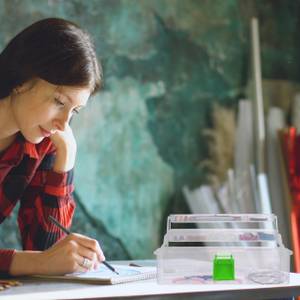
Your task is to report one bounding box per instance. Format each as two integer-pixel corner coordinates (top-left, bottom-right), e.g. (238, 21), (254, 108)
(0, 133), (75, 275)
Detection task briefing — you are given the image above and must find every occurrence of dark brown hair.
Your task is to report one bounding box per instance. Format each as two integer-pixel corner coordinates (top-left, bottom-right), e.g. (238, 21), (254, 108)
(0, 18), (102, 99)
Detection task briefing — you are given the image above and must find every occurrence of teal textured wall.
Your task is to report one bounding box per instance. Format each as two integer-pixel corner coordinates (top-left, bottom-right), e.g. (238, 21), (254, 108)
(0, 0), (299, 259)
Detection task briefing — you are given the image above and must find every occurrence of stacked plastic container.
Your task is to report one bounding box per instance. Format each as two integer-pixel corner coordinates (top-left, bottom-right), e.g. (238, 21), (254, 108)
(154, 214), (292, 284)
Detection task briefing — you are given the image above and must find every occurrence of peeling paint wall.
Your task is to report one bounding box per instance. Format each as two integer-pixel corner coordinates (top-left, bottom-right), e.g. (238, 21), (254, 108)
(0, 0), (299, 259)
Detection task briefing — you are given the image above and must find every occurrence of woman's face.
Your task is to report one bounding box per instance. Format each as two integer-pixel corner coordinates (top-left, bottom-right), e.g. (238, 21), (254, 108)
(11, 78), (90, 144)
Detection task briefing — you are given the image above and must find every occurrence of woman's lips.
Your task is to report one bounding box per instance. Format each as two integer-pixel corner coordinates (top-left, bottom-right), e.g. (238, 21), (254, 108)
(39, 126), (51, 137)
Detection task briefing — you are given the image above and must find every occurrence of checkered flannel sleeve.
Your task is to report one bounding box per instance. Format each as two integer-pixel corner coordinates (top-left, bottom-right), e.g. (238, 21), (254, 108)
(17, 149), (76, 252)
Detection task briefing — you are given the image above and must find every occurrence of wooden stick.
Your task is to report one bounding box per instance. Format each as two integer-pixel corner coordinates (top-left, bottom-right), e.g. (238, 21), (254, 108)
(0, 280), (22, 286)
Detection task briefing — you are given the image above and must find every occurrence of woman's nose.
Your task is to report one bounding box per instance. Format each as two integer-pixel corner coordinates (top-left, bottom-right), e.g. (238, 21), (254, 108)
(53, 111), (71, 131)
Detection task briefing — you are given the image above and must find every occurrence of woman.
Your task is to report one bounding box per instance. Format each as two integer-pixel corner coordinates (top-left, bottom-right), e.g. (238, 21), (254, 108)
(0, 18), (105, 276)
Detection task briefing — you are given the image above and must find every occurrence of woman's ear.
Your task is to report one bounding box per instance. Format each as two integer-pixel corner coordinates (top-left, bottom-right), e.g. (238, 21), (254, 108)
(13, 84), (28, 95)
(14, 79), (37, 94)
(13, 87), (20, 95)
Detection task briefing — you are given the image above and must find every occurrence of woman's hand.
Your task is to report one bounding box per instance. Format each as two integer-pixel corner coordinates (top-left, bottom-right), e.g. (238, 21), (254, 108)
(9, 234), (105, 276)
(50, 123), (77, 173)
(37, 233), (105, 275)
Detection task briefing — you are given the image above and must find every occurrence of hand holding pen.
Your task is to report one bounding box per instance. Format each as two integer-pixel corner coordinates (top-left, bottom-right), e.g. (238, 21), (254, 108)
(48, 215), (119, 275)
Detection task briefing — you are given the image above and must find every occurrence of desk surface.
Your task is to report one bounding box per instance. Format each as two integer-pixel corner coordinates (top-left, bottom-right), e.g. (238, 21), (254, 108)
(1, 260), (300, 300)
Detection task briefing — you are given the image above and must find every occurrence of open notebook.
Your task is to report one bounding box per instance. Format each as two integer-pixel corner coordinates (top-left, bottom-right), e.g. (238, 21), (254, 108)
(33, 264), (157, 285)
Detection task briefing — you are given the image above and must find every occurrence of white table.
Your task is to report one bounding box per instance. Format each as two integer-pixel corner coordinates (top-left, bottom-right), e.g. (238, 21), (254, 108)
(0, 260), (299, 300)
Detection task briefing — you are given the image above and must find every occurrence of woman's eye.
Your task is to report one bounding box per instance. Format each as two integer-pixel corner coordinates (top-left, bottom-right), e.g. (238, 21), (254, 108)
(54, 97), (81, 115)
(54, 98), (64, 106)
(72, 108), (80, 114)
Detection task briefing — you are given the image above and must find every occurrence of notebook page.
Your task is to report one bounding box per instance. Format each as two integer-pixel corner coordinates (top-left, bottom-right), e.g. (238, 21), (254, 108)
(55, 264), (156, 284)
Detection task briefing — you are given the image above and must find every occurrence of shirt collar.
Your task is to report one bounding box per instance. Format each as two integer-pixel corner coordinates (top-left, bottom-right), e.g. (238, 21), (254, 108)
(17, 134), (40, 159)
(23, 141), (39, 159)
(0, 133), (40, 168)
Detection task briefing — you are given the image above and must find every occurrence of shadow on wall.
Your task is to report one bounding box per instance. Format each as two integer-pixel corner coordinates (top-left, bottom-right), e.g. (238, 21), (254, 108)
(72, 192), (131, 260)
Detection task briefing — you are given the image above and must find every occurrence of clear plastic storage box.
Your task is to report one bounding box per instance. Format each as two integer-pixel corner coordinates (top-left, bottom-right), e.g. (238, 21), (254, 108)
(154, 214), (292, 284)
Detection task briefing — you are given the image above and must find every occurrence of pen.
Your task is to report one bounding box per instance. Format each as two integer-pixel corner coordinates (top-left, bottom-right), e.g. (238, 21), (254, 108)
(48, 215), (119, 275)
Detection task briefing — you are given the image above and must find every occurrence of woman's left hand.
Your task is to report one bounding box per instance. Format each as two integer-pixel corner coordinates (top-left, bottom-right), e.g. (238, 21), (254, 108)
(50, 124), (77, 173)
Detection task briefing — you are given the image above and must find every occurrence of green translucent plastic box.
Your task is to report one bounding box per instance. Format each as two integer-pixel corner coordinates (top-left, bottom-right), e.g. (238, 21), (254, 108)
(213, 254), (235, 280)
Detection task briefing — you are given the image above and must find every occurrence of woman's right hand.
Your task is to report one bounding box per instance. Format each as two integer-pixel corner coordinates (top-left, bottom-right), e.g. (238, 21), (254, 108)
(38, 233), (105, 275)
(9, 234), (105, 276)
